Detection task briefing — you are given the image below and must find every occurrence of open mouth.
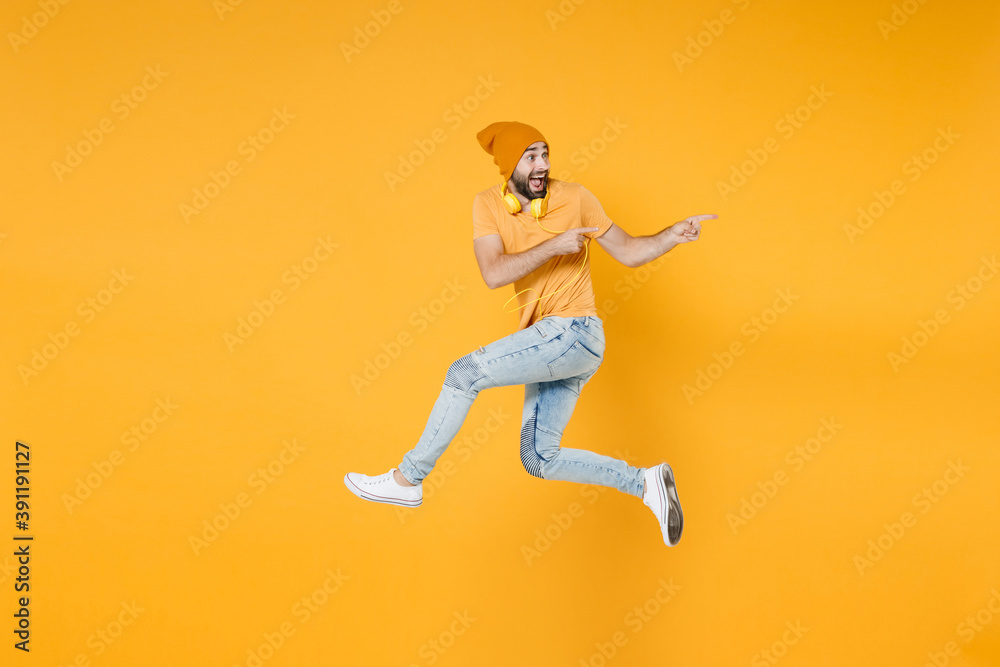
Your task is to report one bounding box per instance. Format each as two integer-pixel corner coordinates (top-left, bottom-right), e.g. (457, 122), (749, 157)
(529, 175), (546, 191)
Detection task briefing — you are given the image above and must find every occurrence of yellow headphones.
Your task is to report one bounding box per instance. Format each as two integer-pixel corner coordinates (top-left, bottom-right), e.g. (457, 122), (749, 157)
(498, 178), (591, 314)
(501, 178), (549, 217)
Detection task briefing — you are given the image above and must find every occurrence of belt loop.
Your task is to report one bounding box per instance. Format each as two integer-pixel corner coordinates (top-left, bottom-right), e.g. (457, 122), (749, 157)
(584, 315), (591, 326)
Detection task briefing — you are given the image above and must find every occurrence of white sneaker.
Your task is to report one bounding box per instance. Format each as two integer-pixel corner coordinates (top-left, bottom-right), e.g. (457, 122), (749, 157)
(343, 468), (422, 507)
(642, 463), (683, 546)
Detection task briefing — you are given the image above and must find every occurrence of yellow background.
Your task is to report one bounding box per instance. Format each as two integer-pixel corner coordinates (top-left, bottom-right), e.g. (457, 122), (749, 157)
(2, 0), (999, 664)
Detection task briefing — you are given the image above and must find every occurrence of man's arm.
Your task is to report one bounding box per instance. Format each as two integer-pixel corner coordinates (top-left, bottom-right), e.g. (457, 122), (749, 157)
(595, 215), (717, 268)
(473, 228), (598, 290)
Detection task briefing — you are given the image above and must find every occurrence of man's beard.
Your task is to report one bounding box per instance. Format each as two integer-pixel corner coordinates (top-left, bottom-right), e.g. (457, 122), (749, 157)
(510, 170), (547, 200)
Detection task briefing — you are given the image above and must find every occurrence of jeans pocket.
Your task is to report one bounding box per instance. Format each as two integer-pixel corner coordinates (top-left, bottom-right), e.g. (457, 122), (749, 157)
(547, 340), (601, 379)
(572, 323), (605, 357)
(534, 317), (565, 341)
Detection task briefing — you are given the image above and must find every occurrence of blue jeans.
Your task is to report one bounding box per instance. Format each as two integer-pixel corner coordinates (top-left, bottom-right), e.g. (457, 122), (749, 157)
(398, 315), (646, 498)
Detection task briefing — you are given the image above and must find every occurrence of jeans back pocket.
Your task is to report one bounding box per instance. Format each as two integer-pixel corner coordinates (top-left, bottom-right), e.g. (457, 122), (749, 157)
(547, 339), (602, 379)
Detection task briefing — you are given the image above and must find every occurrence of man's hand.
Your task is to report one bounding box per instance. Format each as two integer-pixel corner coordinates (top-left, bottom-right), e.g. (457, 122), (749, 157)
(546, 226), (600, 256)
(473, 226), (598, 290)
(667, 214), (717, 244)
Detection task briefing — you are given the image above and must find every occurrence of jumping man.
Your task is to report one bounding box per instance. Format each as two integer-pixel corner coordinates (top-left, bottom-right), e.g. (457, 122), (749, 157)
(345, 121), (716, 546)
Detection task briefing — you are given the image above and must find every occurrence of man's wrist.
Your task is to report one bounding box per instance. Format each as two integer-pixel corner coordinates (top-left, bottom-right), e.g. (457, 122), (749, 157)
(656, 227), (680, 253)
(535, 236), (558, 261)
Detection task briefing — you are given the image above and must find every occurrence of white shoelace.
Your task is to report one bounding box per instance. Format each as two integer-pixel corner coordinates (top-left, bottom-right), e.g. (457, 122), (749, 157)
(367, 471), (393, 485)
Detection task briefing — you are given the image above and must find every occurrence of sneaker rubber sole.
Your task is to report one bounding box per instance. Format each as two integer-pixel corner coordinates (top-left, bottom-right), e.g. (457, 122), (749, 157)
(662, 463), (683, 546)
(343, 472), (422, 508)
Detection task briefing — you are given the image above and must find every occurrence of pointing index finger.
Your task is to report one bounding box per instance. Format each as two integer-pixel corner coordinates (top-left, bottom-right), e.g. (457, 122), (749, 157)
(687, 214), (718, 223)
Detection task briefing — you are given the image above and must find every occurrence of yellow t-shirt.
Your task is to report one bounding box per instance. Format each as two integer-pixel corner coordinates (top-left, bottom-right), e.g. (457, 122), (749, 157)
(472, 179), (614, 331)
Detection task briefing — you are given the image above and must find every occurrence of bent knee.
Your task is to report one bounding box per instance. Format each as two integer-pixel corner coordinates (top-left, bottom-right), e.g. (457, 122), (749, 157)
(519, 409), (560, 478)
(444, 353), (487, 393)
